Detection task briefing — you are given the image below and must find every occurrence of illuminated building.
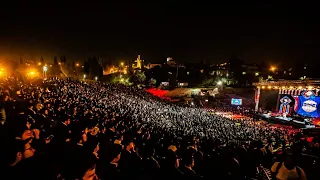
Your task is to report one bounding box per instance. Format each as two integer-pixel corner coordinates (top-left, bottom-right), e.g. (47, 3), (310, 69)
(132, 55), (143, 69)
(166, 57), (175, 66)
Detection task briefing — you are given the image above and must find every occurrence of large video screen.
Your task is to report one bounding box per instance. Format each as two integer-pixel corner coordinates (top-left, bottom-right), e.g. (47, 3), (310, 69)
(231, 98), (242, 105)
(296, 91), (320, 118)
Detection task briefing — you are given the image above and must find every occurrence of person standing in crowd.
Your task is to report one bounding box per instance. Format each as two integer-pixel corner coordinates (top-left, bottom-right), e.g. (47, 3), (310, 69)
(271, 151), (307, 180)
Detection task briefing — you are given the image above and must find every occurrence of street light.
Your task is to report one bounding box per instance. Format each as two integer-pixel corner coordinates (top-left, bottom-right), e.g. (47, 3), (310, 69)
(95, 76), (98, 81)
(83, 74), (86, 79)
(120, 62), (124, 67)
(43, 66), (48, 79)
(270, 66), (276, 72)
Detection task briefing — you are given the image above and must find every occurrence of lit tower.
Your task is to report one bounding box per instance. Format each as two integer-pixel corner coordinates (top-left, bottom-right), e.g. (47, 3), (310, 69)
(135, 55), (142, 69)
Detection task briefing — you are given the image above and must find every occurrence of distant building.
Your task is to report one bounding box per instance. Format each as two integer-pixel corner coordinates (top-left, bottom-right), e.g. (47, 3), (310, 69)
(177, 82), (188, 87)
(241, 64), (260, 76)
(166, 57), (176, 66)
(147, 63), (162, 69)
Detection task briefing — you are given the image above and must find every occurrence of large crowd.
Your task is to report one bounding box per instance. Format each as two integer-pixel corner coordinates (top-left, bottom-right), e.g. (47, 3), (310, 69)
(0, 77), (318, 179)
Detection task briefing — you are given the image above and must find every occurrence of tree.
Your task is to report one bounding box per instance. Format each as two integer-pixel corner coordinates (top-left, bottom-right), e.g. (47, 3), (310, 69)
(40, 56), (44, 64)
(136, 71), (146, 84)
(60, 56), (67, 63)
(201, 78), (215, 87)
(131, 71), (146, 85)
(54, 56), (58, 65)
(149, 78), (156, 86)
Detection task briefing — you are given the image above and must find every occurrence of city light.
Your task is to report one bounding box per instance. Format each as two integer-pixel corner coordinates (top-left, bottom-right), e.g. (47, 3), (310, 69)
(83, 74), (86, 79)
(270, 66), (276, 72)
(255, 72), (259, 76)
(95, 76), (98, 81)
(120, 62), (124, 66)
(27, 70), (38, 78)
(76, 63), (80, 67)
(43, 66), (48, 72)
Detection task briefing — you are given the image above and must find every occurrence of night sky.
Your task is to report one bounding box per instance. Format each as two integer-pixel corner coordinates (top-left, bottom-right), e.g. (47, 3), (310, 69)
(0, 2), (319, 65)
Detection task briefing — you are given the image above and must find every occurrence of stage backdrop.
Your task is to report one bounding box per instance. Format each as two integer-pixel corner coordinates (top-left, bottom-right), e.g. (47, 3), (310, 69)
(296, 90), (320, 118)
(279, 95), (296, 115)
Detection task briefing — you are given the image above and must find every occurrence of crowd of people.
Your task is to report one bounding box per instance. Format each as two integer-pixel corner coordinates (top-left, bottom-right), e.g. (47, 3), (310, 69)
(0, 77), (318, 179)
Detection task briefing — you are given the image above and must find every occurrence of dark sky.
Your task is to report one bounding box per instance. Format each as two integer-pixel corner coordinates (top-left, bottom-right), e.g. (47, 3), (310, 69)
(0, 2), (319, 65)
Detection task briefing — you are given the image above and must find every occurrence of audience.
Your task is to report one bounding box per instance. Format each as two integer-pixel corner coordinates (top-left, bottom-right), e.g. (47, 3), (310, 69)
(0, 77), (318, 179)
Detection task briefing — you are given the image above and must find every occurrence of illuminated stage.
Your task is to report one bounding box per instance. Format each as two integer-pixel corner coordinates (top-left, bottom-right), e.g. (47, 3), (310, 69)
(254, 80), (320, 127)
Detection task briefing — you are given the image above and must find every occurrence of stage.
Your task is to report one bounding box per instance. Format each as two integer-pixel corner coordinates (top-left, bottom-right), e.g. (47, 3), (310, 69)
(254, 80), (320, 127)
(259, 113), (315, 128)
